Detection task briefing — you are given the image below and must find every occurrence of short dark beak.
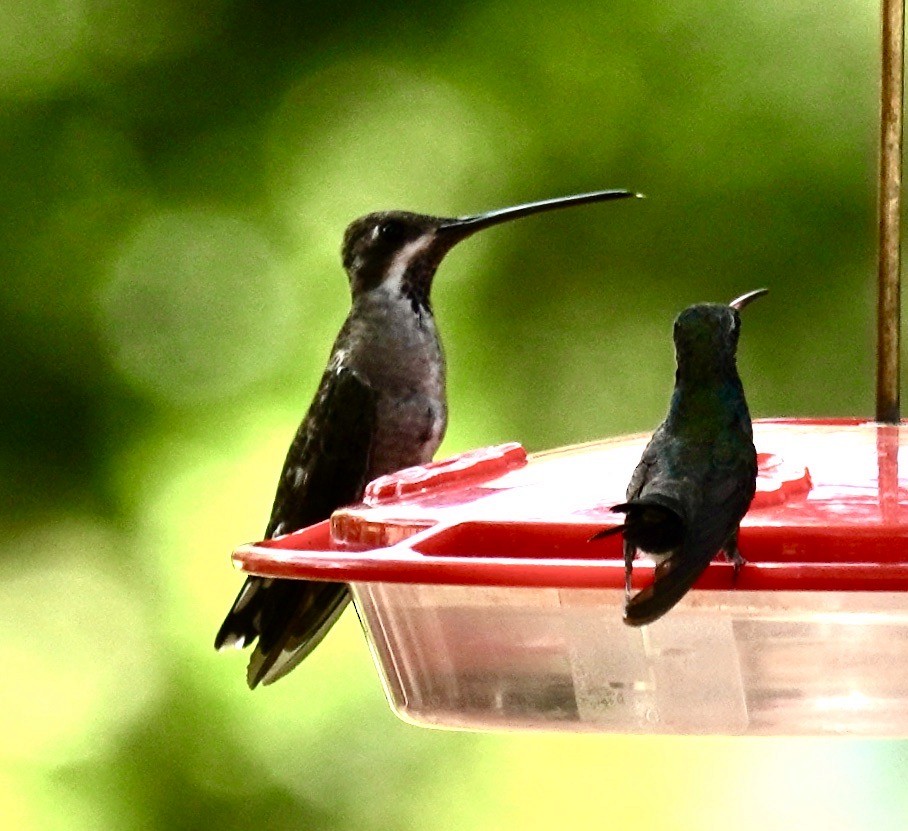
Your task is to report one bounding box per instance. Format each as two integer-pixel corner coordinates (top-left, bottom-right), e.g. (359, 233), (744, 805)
(729, 288), (769, 311)
(436, 189), (641, 245)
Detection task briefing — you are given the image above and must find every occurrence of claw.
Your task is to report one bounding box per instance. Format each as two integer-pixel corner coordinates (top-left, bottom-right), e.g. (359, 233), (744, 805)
(721, 536), (746, 586)
(623, 544), (635, 604)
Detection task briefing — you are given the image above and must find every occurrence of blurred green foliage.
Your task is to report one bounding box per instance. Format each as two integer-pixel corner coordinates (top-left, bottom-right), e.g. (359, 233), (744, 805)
(2, 0), (908, 829)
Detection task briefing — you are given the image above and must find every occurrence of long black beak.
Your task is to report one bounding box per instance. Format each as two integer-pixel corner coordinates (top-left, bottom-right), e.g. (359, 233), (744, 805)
(729, 288), (769, 311)
(436, 189), (641, 244)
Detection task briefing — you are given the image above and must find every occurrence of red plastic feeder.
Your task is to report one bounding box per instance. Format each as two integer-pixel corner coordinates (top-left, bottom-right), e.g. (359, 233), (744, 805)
(234, 418), (908, 736)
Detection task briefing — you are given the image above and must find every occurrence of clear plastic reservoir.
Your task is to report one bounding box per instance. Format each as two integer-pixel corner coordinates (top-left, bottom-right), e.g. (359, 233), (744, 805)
(354, 583), (908, 735)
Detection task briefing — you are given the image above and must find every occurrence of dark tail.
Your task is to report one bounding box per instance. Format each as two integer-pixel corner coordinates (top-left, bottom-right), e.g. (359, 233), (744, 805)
(592, 496), (692, 625)
(215, 575), (270, 652)
(215, 577), (350, 688)
(623, 548), (709, 627)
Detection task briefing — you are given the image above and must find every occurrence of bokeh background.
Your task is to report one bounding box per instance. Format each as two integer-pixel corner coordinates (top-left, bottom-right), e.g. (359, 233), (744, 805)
(3, 0), (908, 828)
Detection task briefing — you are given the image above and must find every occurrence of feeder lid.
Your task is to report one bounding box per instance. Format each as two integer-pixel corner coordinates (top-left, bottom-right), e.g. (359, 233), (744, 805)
(235, 418), (908, 593)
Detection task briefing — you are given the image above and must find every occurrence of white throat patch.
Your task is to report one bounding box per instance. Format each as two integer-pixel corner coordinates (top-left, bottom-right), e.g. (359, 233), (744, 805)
(381, 233), (435, 294)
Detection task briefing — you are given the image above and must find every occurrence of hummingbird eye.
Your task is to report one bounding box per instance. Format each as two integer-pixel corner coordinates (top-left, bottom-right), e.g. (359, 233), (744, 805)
(375, 220), (406, 244)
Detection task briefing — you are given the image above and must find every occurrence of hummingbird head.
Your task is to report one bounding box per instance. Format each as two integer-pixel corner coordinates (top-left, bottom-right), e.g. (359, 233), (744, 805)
(341, 211), (446, 312)
(341, 189), (641, 313)
(673, 289), (767, 379)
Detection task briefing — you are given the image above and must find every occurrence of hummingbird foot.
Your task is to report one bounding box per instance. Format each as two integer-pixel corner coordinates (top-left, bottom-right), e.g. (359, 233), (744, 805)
(720, 537), (747, 585)
(623, 543), (635, 603)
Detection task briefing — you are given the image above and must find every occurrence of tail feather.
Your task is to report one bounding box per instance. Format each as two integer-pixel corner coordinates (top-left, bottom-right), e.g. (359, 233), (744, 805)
(215, 577), (351, 688)
(247, 582), (350, 688)
(591, 495), (694, 625)
(215, 576), (272, 652)
(623, 546), (709, 627)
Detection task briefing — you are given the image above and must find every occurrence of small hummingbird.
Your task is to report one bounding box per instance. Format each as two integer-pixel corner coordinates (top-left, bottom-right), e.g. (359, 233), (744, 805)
(592, 288), (767, 626)
(216, 189), (641, 687)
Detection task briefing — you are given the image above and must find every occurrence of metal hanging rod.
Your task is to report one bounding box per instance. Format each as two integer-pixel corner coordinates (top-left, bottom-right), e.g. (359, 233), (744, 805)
(876, 0), (904, 423)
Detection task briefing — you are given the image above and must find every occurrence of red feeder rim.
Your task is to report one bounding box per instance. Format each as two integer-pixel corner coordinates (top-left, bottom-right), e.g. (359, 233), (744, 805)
(233, 418), (908, 593)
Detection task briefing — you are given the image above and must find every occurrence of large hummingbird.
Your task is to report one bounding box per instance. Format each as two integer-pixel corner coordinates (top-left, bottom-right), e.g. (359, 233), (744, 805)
(215, 189), (640, 687)
(593, 289), (767, 626)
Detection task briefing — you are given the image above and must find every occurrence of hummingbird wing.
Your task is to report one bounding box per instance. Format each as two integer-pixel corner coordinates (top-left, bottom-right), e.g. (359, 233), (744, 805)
(214, 362), (378, 688)
(588, 440), (659, 542)
(611, 435), (674, 601)
(624, 442), (757, 626)
(625, 430), (661, 501)
(613, 430), (687, 552)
